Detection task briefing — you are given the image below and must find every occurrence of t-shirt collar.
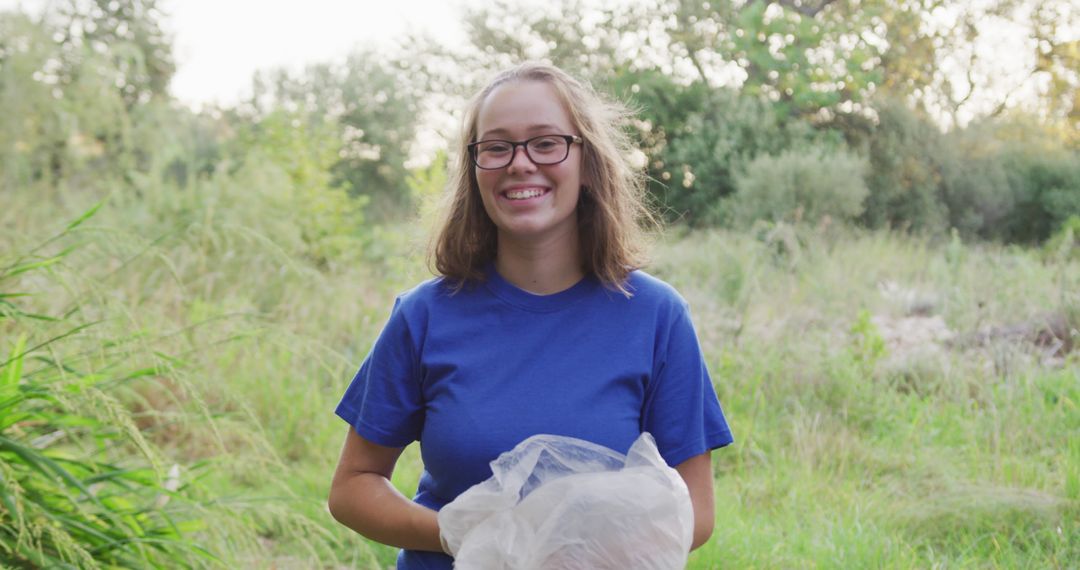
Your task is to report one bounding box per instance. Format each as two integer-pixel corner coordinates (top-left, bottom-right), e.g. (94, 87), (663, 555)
(483, 263), (600, 312)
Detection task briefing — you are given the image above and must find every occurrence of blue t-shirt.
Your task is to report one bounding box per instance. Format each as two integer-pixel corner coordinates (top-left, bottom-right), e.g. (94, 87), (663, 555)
(335, 267), (733, 569)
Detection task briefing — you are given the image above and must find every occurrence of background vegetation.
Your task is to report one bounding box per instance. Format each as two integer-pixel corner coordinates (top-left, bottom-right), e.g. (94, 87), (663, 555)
(1, 0), (1077, 567)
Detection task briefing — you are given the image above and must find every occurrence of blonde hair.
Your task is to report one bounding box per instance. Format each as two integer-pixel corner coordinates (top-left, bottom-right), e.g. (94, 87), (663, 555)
(431, 62), (655, 295)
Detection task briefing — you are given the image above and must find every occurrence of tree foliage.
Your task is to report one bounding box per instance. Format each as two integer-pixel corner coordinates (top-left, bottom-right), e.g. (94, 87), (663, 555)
(859, 99), (950, 234)
(2, 0), (1078, 243)
(448, 0), (1078, 238)
(0, 1), (176, 194)
(51, 0), (175, 108)
(244, 51), (422, 216)
(616, 74), (827, 225)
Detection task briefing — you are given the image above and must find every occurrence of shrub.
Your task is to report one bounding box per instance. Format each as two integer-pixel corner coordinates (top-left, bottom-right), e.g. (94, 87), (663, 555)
(225, 110), (368, 267)
(621, 77), (827, 226)
(941, 118), (1080, 243)
(729, 147), (869, 228)
(859, 99), (949, 234)
(999, 147), (1080, 243)
(938, 129), (1013, 238)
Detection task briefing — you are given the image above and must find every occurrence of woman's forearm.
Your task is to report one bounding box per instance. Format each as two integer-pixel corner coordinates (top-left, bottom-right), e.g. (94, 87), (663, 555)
(327, 471), (443, 553)
(675, 452), (716, 551)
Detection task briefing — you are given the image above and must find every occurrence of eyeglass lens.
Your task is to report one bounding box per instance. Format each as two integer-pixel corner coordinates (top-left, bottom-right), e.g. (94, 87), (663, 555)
(473, 136), (570, 169)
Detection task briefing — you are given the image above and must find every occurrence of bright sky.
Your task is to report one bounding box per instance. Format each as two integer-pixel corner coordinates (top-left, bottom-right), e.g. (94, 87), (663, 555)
(164, 0), (473, 107)
(0, 0), (475, 107)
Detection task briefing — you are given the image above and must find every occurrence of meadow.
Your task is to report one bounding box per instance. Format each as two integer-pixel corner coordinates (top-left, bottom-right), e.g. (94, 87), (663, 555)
(3, 178), (1076, 568)
(3, 2), (1079, 565)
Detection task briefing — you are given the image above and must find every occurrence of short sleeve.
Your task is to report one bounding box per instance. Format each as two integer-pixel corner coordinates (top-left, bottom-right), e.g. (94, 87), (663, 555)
(642, 301), (733, 467)
(335, 297), (425, 448)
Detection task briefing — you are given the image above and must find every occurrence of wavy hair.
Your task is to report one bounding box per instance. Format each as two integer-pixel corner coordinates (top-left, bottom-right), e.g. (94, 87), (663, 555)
(431, 62), (656, 296)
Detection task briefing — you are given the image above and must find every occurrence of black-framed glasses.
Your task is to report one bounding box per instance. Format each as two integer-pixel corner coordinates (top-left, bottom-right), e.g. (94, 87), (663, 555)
(467, 135), (583, 170)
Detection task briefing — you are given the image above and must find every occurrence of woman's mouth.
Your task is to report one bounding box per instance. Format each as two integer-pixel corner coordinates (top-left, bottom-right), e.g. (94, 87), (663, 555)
(501, 186), (550, 201)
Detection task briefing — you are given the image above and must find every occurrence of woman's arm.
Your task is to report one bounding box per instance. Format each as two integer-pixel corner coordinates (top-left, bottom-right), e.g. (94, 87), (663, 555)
(674, 451), (716, 551)
(328, 427), (443, 552)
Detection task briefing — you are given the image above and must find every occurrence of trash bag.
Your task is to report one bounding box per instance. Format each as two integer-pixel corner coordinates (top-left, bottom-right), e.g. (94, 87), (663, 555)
(438, 433), (694, 569)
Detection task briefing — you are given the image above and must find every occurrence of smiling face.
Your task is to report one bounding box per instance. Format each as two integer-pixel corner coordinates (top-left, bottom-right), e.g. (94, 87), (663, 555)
(474, 80), (583, 245)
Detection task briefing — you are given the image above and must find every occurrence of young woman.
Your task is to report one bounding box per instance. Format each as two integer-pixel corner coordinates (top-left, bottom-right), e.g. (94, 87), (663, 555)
(328, 62), (733, 569)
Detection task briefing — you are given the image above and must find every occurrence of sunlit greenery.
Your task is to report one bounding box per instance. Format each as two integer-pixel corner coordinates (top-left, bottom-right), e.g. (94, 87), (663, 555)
(2, 0), (1077, 567)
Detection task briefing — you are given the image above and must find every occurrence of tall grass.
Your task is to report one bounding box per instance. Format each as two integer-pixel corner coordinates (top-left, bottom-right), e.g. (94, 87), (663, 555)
(0, 205), (213, 567)
(1, 180), (395, 566)
(4, 171), (1077, 567)
(652, 224), (1079, 568)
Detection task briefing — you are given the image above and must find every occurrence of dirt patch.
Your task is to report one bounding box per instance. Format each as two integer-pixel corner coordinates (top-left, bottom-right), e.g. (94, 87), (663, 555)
(950, 312), (1076, 358)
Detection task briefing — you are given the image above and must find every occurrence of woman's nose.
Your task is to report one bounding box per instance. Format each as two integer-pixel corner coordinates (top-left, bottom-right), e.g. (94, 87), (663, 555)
(506, 145), (537, 174)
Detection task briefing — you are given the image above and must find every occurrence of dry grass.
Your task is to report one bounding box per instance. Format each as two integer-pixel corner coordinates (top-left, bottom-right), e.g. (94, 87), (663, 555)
(3, 187), (1077, 567)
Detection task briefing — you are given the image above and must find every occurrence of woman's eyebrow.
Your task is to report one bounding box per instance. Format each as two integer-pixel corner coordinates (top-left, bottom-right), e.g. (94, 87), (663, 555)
(479, 124), (565, 139)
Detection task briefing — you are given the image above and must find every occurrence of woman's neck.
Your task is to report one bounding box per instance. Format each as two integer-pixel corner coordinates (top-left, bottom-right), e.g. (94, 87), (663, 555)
(495, 229), (583, 295)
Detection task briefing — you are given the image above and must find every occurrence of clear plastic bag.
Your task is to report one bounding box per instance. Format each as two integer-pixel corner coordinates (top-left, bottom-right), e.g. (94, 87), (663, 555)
(438, 433), (693, 569)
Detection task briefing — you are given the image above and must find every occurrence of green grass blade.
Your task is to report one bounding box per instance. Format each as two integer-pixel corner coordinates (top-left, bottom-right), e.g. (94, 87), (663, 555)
(0, 435), (106, 509)
(64, 200), (104, 232)
(0, 247), (75, 280)
(0, 321), (99, 370)
(2, 334), (27, 387)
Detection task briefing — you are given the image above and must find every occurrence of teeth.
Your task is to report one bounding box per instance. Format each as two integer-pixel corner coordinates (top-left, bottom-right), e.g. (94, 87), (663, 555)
(506, 188), (545, 200)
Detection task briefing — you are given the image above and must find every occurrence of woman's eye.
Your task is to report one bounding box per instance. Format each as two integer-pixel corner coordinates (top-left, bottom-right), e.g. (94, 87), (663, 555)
(531, 139), (559, 151)
(482, 143), (511, 154)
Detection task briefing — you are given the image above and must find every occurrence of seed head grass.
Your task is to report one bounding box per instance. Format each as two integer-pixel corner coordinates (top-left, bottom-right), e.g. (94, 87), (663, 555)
(3, 179), (1077, 567)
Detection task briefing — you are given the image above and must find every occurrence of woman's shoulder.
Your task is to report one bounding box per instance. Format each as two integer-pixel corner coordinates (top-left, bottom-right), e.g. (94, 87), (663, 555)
(394, 276), (453, 307)
(624, 269), (688, 308)
(393, 275), (488, 312)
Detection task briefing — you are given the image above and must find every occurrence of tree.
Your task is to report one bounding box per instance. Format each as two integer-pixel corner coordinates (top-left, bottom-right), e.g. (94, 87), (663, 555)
(0, 8), (142, 191)
(51, 0), (175, 108)
(244, 51), (422, 216)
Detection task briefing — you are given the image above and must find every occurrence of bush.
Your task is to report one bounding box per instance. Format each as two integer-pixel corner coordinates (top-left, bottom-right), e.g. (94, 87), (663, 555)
(941, 118), (1080, 243)
(729, 147), (869, 228)
(938, 129), (1013, 238)
(999, 147), (1080, 243)
(227, 110), (368, 267)
(619, 76), (827, 226)
(859, 99), (949, 234)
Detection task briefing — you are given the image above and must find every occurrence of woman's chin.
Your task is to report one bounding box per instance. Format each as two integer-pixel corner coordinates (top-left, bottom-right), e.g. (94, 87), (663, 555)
(495, 217), (579, 243)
